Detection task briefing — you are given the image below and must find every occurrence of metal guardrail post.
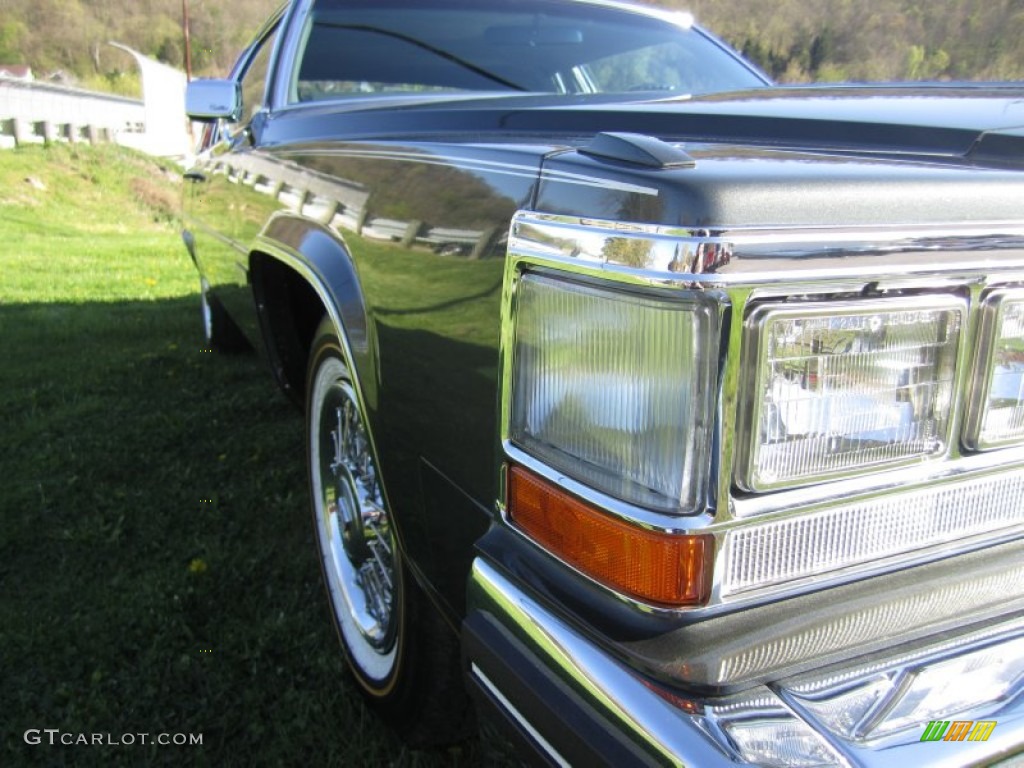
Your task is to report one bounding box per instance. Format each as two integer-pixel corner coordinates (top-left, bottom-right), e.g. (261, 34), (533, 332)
(470, 226), (499, 260)
(13, 117), (31, 145)
(400, 220), (424, 248)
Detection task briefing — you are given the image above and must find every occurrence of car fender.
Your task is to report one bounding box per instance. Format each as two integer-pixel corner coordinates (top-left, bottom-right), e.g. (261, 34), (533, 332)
(251, 211), (379, 412)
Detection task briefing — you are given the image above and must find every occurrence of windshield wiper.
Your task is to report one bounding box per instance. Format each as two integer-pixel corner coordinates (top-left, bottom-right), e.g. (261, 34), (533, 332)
(314, 22), (530, 92)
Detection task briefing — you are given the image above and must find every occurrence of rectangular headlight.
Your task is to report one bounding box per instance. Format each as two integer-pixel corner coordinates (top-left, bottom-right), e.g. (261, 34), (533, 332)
(509, 272), (717, 514)
(740, 296), (965, 491)
(965, 289), (1024, 449)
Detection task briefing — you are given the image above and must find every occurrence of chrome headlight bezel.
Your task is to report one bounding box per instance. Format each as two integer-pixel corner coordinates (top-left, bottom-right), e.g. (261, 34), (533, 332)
(736, 295), (967, 493)
(964, 287), (1024, 451)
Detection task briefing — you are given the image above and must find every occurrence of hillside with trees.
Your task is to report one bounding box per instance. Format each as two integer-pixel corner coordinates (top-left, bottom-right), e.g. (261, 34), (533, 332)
(1, 0), (1022, 95)
(0, 0), (280, 93)
(684, 0), (1024, 83)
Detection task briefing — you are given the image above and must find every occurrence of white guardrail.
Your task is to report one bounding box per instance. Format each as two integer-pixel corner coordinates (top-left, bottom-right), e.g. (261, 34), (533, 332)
(0, 45), (190, 157)
(0, 79), (145, 147)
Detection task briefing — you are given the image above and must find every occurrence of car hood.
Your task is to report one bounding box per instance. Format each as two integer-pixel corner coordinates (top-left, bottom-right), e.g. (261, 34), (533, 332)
(267, 84), (1024, 166)
(503, 84), (1024, 163)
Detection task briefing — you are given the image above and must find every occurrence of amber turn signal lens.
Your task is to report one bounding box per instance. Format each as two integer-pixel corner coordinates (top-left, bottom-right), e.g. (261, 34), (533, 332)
(507, 465), (712, 607)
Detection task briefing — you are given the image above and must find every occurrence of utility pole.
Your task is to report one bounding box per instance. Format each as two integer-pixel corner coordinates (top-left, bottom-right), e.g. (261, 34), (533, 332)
(182, 0), (195, 154)
(182, 0), (193, 82)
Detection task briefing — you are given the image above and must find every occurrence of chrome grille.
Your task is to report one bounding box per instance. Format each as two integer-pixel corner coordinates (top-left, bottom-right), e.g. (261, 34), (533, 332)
(723, 470), (1024, 596)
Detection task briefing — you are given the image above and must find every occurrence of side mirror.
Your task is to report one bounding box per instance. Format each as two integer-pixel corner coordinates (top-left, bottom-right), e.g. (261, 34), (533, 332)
(186, 79), (242, 122)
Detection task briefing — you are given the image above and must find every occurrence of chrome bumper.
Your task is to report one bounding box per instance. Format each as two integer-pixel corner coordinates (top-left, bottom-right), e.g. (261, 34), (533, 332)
(464, 556), (1024, 767)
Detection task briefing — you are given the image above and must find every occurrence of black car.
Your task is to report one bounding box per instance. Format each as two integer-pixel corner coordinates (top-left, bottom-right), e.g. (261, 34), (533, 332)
(183, 1), (1024, 764)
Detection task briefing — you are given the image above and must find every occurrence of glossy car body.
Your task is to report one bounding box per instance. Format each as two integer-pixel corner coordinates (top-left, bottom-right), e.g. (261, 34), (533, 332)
(182, 1), (1024, 765)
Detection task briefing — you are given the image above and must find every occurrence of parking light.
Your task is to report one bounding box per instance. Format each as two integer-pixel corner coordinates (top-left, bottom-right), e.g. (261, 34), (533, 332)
(507, 465), (712, 606)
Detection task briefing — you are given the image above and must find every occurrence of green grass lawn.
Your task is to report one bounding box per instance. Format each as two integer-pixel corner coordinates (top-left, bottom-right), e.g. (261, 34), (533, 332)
(0, 144), (510, 767)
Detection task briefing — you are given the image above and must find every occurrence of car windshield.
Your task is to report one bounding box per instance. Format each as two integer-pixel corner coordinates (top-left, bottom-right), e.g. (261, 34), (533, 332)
(291, 0), (767, 103)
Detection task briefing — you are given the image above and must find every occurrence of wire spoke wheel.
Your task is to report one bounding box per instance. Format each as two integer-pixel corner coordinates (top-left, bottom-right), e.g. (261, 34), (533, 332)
(310, 343), (400, 688)
(305, 318), (473, 744)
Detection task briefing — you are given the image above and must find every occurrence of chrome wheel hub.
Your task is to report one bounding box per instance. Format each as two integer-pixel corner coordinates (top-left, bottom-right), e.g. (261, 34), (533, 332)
(311, 356), (397, 676)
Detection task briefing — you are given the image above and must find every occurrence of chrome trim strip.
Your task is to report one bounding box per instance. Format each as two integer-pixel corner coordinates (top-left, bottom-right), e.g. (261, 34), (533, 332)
(965, 288), (1024, 451)
(510, 211), (1024, 286)
(269, 0), (314, 109)
(732, 444), (1024, 520)
(516, 211), (1024, 244)
(469, 663), (571, 768)
(467, 558), (742, 766)
(503, 444), (717, 533)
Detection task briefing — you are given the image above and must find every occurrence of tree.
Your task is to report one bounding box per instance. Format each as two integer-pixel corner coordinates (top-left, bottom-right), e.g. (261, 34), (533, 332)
(0, 19), (26, 63)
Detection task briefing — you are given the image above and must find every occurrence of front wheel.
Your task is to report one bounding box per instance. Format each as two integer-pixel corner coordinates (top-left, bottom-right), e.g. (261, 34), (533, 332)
(306, 318), (472, 744)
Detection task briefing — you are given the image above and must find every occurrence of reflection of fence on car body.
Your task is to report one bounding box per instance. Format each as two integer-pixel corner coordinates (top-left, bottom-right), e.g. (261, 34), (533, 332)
(216, 153), (503, 259)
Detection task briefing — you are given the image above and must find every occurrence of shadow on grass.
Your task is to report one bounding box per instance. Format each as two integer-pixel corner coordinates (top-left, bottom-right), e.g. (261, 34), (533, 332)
(0, 296), (508, 767)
